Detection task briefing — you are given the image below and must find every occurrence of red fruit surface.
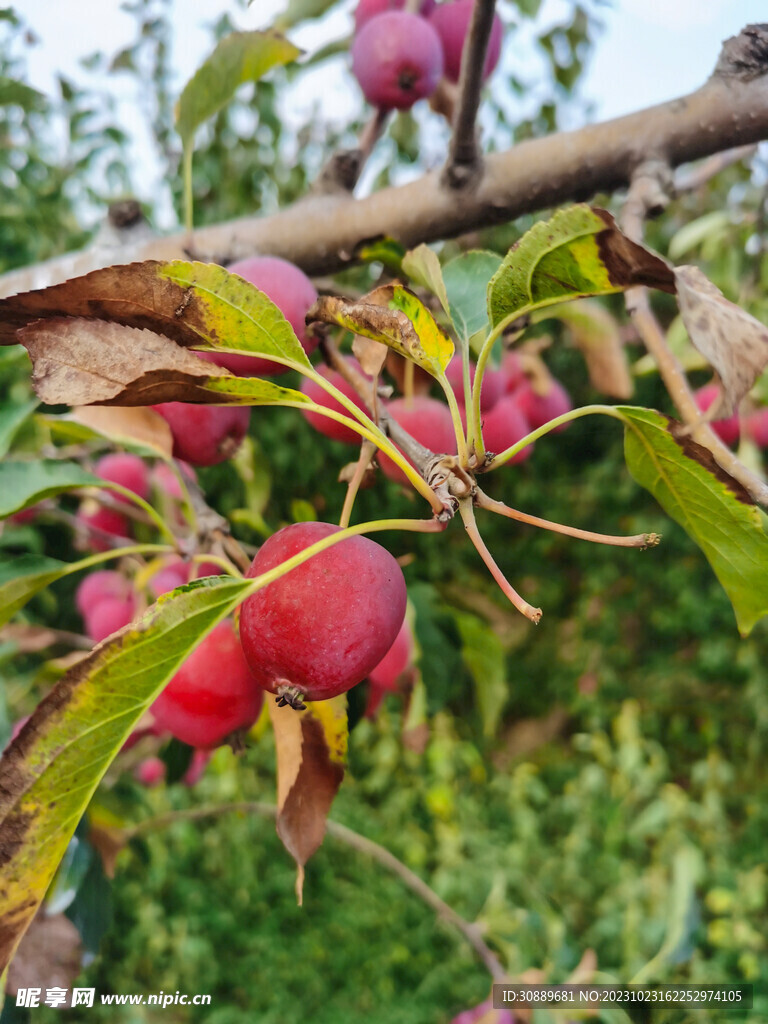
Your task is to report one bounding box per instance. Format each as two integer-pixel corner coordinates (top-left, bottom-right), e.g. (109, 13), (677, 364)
(429, 0), (503, 82)
(9, 505), (40, 525)
(192, 561), (225, 580)
(695, 383), (740, 445)
(352, 12), (444, 111)
(85, 596), (136, 643)
(95, 453), (150, 501)
(197, 256), (319, 376)
(76, 570), (133, 617)
(152, 621), (263, 748)
(512, 378), (572, 432)
(369, 618), (414, 691)
(149, 560), (189, 598)
(77, 504), (132, 551)
(300, 359), (371, 444)
(481, 395), (533, 463)
(746, 407), (768, 447)
(445, 355), (505, 412)
(379, 396), (457, 485)
(354, 0), (435, 30)
(501, 350), (526, 392)
(134, 757), (166, 787)
(152, 460), (197, 499)
(152, 403), (250, 466)
(239, 522), (407, 703)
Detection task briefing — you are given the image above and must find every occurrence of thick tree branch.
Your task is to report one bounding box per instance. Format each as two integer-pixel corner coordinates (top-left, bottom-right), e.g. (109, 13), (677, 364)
(1, 25), (768, 295)
(443, 0), (497, 188)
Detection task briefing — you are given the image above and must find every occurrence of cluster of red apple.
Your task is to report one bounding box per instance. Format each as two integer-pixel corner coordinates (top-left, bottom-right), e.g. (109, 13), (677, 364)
(351, 0), (503, 111)
(71, 515), (416, 785)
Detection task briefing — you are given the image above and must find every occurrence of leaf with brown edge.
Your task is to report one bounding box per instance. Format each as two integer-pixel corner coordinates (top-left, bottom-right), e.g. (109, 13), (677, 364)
(308, 285), (454, 379)
(487, 205), (675, 331)
(268, 695), (347, 904)
(675, 265), (768, 417)
(0, 575), (252, 972)
(0, 259), (309, 371)
(19, 318), (229, 407)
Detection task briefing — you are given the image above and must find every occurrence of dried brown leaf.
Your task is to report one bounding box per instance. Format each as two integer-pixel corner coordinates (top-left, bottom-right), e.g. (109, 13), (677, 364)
(268, 698), (346, 904)
(19, 318), (228, 407)
(675, 265), (768, 416)
(69, 405), (174, 456)
(352, 334), (388, 377)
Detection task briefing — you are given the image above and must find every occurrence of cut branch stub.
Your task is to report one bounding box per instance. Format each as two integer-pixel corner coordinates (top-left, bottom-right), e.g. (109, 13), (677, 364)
(487, 205), (676, 330)
(675, 264), (768, 417)
(308, 284), (454, 378)
(0, 259), (309, 370)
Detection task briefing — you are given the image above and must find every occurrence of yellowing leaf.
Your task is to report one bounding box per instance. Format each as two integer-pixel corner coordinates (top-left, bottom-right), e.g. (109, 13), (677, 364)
(268, 695), (347, 903)
(309, 285), (454, 378)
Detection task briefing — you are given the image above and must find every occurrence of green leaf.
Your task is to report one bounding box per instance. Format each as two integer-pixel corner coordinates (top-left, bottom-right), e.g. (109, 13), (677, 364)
(158, 261), (311, 371)
(402, 244), (450, 317)
(353, 236), (405, 273)
(176, 31), (302, 147)
(0, 399), (38, 458)
(203, 375), (312, 405)
(443, 250), (502, 343)
(0, 460), (99, 519)
(0, 576), (252, 969)
(455, 612), (507, 737)
(0, 76), (46, 111)
(273, 0), (338, 29)
(620, 406), (768, 635)
(487, 205), (674, 330)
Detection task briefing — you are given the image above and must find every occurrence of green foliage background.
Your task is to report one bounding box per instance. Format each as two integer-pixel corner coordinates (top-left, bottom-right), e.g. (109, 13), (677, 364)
(1, 1), (767, 1021)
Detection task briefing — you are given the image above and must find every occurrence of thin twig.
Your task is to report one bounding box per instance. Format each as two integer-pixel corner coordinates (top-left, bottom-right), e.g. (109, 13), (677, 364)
(458, 498), (542, 623)
(312, 108), (390, 195)
(673, 143), (757, 193)
(122, 801), (507, 981)
(475, 489), (661, 549)
(444, 0), (497, 189)
(339, 440), (376, 529)
(622, 166), (768, 507)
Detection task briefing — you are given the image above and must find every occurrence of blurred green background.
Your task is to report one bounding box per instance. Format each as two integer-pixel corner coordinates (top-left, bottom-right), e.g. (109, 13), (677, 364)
(0, 1), (766, 1021)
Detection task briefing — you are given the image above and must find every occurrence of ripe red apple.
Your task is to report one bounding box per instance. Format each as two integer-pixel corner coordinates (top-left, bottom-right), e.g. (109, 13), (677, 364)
(197, 256), (319, 376)
(76, 570), (133, 618)
(76, 503), (132, 551)
(511, 378), (572, 432)
(501, 350), (526, 392)
(95, 453), (150, 501)
(480, 395), (533, 463)
(149, 559), (189, 598)
(445, 355), (505, 412)
(152, 403), (250, 466)
(151, 621), (264, 748)
(239, 522), (407, 706)
(379, 396), (457, 485)
(694, 383), (740, 446)
(85, 596), (136, 643)
(134, 756), (166, 787)
(352, 11), (444, 111)
(300, 358), (371, 444)
(152, 460), (197, 499)
(369, 618), (414, 691)
(354, 0), (435, 30)
(429, 0), (503, 83)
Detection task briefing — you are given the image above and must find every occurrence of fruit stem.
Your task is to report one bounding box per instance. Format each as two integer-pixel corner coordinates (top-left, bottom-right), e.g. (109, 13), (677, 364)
(190, 553), (242, 577)
(485, 403), (628, 471)
(404, 358), (415, 408)
(475, 489), (662, 549)
(458, 498), (542, 624)
(182, 144), (194, 236)
(436, 370), (470, 467)
(339, 440), (376, 529)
